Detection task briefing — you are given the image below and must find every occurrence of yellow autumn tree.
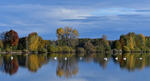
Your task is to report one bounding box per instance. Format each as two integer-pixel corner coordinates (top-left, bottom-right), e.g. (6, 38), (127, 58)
(129, 36), (135, 50)
(72, 29), (79, 39)
(56, 27), (79, 47)
(28, 32), (40, 51)
(56, 27), (64, 40)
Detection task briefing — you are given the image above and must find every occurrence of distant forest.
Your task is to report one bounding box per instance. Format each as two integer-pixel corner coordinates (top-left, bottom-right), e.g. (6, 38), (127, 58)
(0, 27), (150, 54)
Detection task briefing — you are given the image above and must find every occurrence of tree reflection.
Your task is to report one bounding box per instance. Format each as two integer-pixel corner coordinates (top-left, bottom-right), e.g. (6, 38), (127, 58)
(94, 53), (111, 69)
(27, 54), (48, 72)
(3, 55), (18, 75)
(0, 54), (49, 75)
(112, 53), (150, 71)
(55, 54), (78, 78)
(27, 54), (39, 72)
(0, 53), (150, 76)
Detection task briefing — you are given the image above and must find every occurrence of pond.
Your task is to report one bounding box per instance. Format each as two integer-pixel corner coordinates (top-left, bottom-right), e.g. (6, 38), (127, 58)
(0, 53), (149, 81)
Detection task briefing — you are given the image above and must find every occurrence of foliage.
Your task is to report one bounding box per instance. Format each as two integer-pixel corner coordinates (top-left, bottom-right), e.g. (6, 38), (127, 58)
(84, 40), (96, 53)
(4, 30), (19, 50)
(117, 32), (148, 51)
(0, 40), (3, 50)
(96, 46), (105, 52)
(38, 48), (47, 53)
(133, 47), (141, 52)
(28, 32), (40, 51)
(47, 46), (58, 53)
(1, 29), (150, 53)
(18, 37), (26, 50)
(56, 27), (79, 47)
(114, 40), (122, 50)
(123, 46), (130, 52)
(76, 47), (85, 53)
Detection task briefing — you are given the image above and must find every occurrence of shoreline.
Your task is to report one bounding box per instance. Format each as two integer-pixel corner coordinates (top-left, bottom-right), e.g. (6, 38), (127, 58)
(0, 50), (150, 54)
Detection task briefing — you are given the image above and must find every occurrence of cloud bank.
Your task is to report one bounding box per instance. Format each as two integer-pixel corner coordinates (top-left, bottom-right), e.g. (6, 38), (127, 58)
(0, 0), (150, 39)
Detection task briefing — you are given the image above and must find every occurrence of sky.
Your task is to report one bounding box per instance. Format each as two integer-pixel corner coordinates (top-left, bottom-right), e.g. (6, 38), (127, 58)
(0, 0), (150, 40)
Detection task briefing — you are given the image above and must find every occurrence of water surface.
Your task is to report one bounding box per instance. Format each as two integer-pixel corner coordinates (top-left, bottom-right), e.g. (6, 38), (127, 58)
(0, 53), (149, 81)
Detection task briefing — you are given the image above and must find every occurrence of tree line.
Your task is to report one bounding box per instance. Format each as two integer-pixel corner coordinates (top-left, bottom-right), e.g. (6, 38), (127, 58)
(112, 32), (150, 53)
(0, 27), (150, 54)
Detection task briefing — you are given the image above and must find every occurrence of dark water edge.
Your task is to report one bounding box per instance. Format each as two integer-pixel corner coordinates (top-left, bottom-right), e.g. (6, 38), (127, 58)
(1, 50), (150, 55)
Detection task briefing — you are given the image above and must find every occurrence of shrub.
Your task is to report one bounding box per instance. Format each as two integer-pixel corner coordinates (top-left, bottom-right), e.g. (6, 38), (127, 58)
(96, 46), (105, 53)
(47, 46), (58, 53)
(133, 47), (141, 52)
(70, 47), (75, 53)
(123, 46), (130, 52)
(62, 46), (70, 53)
(38, 48), (47, 53)
(84, 41), (96, 53)
(76, 47), (85, 53)
(57, 46), (63, 53)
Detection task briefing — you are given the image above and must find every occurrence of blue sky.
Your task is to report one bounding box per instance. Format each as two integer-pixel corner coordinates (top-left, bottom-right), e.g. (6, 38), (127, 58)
(0, 0), (150, 40)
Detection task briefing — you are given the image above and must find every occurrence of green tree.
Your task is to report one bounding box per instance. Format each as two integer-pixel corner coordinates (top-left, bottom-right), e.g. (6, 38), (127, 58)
(0, 40), (3, 50)
(115, 40), (122, 50)
(18, 37), (26, 50)
(47, 46), (58, 53)
(120, 35), (126, 48)
(38, 38), (49, 52)
(84, 41), (96, 53)
(145, 37), (150, 48)
(126, 32), (136, 50)
(123, 46), (130, 52)
(136, 34), (145, 49)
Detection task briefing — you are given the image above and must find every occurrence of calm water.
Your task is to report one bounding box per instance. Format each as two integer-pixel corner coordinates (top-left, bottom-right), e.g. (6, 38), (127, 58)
(0, 53), (150, 81)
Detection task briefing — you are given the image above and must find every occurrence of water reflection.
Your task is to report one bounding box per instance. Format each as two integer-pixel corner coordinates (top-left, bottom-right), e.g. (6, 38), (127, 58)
(3, 55), (18, 75)
(0, 53), (150, 77)
(56, 56), (78, 78)
(112, 53), (150, 71)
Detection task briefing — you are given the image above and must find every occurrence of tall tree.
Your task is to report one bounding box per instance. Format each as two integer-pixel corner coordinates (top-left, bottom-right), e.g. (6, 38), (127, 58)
(28, 32), (40, 51)
(4, 30), (19, 49)
(56, 27), (79, 47)
(18, 37), (27, 50)
(115, 40), (122, 50)
(136, 34), (145, 49)
(57, 28), (64, 40)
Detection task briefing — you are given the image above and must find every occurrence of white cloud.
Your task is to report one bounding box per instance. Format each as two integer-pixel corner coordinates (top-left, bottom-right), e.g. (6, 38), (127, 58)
(91, 8), (150, 16)
(0, 5), (86, 36)
(0, 4), (150, 39)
